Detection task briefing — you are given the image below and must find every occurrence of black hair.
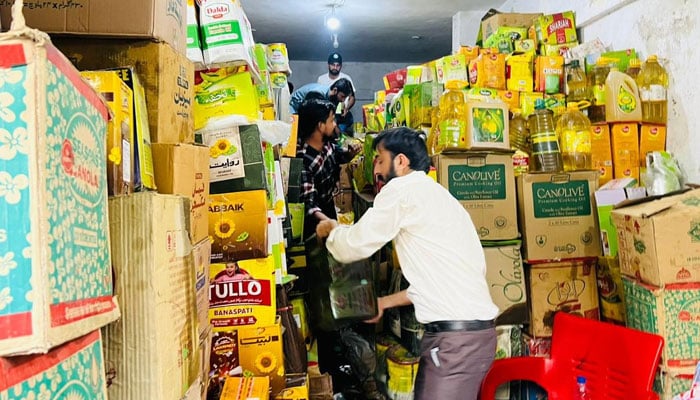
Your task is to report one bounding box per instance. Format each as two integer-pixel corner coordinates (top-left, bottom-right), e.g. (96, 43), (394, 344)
(297, 98), (335, 142)
(330, 78), (353, 96)
(373, 127), (430, 173)
(303, 91), (326, 102)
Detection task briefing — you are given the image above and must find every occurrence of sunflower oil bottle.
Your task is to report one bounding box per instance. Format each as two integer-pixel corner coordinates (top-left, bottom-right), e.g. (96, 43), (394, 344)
(637, 55), (669, 124)
(626, 57), (641, 79)
(565, 60), (588, 103)
(528, 98), (563, 172)
(605, 68), (642, 122)
(557, 102), (592, 171)
(427, 107), (441, 156)
(589, 58), (611, 124)
(437, 80), (468, 153)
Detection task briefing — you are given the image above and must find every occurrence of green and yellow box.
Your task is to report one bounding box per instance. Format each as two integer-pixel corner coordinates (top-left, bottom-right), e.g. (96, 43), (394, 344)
(194, 69), (259, 131)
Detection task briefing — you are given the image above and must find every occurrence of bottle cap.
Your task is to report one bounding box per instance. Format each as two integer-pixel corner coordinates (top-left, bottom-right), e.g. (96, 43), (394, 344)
(534, 98), (546, 110)
(628, 58), (641, 68)
(577, 376), (586, 384)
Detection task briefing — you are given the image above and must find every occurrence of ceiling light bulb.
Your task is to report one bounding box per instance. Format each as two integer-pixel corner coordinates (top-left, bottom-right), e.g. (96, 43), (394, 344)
(326, 16), (340, 31)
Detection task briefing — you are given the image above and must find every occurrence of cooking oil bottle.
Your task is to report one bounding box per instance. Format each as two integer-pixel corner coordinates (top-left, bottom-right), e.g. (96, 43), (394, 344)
(626, 57), (641, 79)
(565, 59), (588, 103)
(588, 58), (611, 124)
(427, 107), (441, 156)
(637, 55), (669, 124)
(557, 101), (592, 171)
(510, 108), (530, 175)
(605, 68), (642, 122)
(528, 98), (563, 172)
(437, 80), (468, 153)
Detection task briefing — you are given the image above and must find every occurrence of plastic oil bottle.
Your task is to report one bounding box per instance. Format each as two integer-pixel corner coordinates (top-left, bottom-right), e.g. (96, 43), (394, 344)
(605, 68), (642, 122)
(528, 98), (563, 172)
(510, 108), (530, 175)
(626, 57), (641, 79)
(565, 59), (589, 103)
(589, 58), (611, 124)
(557, 101), (592, 171)
(427, 107), (441, 156)
(637, 55), (669, 124)
(437, 80), (468, 153)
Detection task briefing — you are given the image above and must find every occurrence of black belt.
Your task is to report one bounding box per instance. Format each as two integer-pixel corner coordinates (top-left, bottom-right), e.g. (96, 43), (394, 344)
(424, 320), (495, 333)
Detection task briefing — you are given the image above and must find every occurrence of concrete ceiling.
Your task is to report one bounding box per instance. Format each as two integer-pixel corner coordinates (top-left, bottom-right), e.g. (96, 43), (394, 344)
(239, 0), (506, 64)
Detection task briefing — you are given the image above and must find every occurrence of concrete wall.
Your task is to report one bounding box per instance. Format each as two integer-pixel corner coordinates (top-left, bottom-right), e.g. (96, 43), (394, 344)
(501, 0), (699, 182)
(289, 59), (408, 108)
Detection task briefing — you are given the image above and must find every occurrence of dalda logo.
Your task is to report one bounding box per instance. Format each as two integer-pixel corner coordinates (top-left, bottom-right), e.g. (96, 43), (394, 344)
(205, 2), (230, 18)
(677, 297), (700, 326)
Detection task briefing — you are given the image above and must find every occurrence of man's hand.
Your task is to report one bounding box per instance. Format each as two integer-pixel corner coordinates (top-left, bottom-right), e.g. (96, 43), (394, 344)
(365, 296), (387, 324)
(316, 219), (339, 239)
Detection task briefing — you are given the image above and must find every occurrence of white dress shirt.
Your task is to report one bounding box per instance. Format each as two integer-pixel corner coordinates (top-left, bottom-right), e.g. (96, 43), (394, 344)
(326, 171), (499, 323)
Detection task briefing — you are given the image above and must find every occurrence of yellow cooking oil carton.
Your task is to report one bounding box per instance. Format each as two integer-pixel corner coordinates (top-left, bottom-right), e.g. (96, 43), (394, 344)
(611, 123), (640, 181)
(591, 124), (614, 185)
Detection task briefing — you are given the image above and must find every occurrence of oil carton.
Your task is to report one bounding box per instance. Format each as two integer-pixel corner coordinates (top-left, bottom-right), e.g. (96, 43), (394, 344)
(208, 256), (277, 330)
(238, 319), (285, 396)
(0, 331), (108, 398)
(194, 69), (259, 131)
(152, 143), (210, 244)
(596, 256), (626, 324)
(517, 171), (601, 262)
(593, 178), (647, 258)
(199, 0), (258, 72)
(107, 193), (199, 400)
(219, 376), (270, 400)
(535, 55), (564, 94)
(611, 188), (700, 286)
(465, 99), (510, 150)
(209, 329), (241, 391)
(54, 38), (195, 144)
(435, 54), (467, 85)
(483, 241), (527, 325)
(526, 258), (600, 337)
(0, 35), (120, 356)
(80, 70), (135, 196)
(640, 124), (667, 167)
(433, 152), (518, 240)
(209, 190), (269, 262)
(591, 124), (614, 185)
(623, 277), (700, 368)
(536, 12), (577, 45)
(611, 122), (640, 181)
(205, 124), (268, 194)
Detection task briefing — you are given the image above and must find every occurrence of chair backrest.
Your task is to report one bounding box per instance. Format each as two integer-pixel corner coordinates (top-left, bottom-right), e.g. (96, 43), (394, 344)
(547, 312), (664, 399)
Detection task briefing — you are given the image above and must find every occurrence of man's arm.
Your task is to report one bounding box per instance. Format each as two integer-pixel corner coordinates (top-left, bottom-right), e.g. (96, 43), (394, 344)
(365, 290), (412, 324)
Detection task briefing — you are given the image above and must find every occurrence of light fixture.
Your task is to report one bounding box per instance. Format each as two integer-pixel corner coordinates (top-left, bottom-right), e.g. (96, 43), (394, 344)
(333, 33), (339, 49)
(325, 5), (340, 31)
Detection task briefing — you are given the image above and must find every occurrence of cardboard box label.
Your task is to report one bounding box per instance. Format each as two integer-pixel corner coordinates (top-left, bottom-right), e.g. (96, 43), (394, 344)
(209, 329), (241, 386)
(0, 41), (119, 355)
(531, 180), (592, 218)
(209, 190), (268, 262)
(484, 243), (528, 325)
(448, 164), (507, 200)
(0, 331), (108, 398)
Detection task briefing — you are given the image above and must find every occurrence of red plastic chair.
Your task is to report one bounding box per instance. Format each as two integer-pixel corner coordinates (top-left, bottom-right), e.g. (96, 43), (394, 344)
(480, 312), (664, 399)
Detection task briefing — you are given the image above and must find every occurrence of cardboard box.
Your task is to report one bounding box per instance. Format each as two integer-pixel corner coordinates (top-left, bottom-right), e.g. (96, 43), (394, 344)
(197, 326), (213, 399)
(53, 38), (195, 144)
(106, 193), (199, 399)
(209, 329), (242, 389)
(517, 171), (601, 262)
(152, 143), (210, 244)
(208, 256), (277, 330)
(0, 37), (120, 356)
(238, 319), (285, 396)
(433, 152), (518, 240)
(209, 190), (269, 262)
(191, 239), (212, 339)
(611, 122), (640, 181)
(465, 100), (510, 150)
(81, 70), (135, 196)
(593, 178), (647, 258)
(654, 366), (696, 400)
(590, 124), (614, 185)
(0, 331), (108, 398)
(597, 256), (626, 324)
(611, 189), (700, 286)
(275, 374), (310, 400)
(479, 11), (542, 44)
(527, 259), (600, 337)
(623, 277), (700, 368)
(0, 0), (188, 55)
(220, 376), (270, 400)
(206, 124), (268, 194)
(484, 242), (528, 325)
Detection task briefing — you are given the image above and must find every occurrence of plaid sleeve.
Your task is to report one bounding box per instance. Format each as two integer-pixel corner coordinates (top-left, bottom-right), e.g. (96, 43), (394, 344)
(300, 155), (322, 216)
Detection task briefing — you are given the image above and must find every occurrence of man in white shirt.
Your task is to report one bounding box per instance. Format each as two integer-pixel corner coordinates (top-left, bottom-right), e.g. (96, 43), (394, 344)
(316, 127), (498, 400)
(318, 52), (356, 133)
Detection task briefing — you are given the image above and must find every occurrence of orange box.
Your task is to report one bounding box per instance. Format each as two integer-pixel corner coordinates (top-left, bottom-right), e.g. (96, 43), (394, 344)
(591, 124), (614, 185)
(497, 90), (520, 111)
(534, 55), (564, 94)
(611, 123), (639, 181)
(208, 256), (277, 330)
(238, 319), (285, 396)
(639, 124), (666, 167)
(220, 376), (270, 400)
(209, 190), (269, 263)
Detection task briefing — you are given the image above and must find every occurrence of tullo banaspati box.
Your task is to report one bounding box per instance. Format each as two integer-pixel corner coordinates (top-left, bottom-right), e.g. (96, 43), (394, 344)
(517, 171), (601, 262)
(0, 33), (120, 356)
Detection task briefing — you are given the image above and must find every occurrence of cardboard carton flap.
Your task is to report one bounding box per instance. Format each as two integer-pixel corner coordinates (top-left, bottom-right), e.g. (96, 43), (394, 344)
(612, 188), (700, 218)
